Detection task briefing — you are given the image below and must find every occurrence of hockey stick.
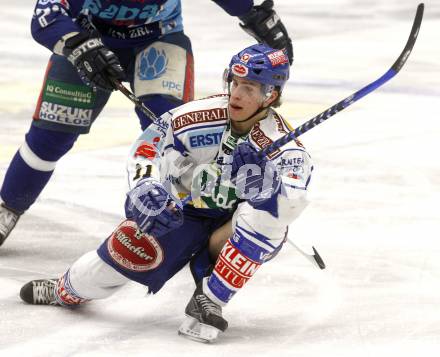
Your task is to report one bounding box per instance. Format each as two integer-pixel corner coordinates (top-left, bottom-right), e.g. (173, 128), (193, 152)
(113, 1), (423, 160)
(256, 4), (422, 269)
(242, 4), (423, 269)
(110, 78), (164, 128)
(287, 241), (325, 270)
(259, 3), (424, 157)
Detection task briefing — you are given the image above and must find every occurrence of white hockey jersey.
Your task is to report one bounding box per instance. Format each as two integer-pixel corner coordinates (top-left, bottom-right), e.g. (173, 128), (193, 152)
(126, 95), (312, 244)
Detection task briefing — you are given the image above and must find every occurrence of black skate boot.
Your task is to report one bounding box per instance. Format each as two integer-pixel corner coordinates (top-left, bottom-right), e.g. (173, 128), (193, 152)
(178, 278), (228, 343)
(20, 279), (61, 305)
(0, 203), (21, 246)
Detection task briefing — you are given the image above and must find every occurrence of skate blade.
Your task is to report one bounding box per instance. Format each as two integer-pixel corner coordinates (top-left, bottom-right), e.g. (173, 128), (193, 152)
(178, 315), (221, 343)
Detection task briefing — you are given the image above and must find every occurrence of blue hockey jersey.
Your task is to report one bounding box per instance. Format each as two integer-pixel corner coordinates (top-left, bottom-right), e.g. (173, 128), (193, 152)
(31, 0), (254, 49)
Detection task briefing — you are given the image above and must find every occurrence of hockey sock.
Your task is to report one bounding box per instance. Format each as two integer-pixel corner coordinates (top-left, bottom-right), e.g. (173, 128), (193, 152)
(189, 246), (214, 284)
(204, 223), (285, 306)
(204, 235), (264, 305)
(0, 125), (78, 212)
(0, 151), (54, 213)
(56, 270), (90, 306)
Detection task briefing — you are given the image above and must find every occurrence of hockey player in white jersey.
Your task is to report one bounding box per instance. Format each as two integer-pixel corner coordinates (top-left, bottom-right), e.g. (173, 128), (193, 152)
(20, 43), (312, 343)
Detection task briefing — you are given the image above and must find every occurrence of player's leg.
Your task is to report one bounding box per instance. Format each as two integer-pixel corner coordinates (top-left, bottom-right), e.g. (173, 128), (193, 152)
(131, 32), (194, 129)
(179, 203), (287, 342)
(0, 54), (111, 246)
(20, 250), (130, 306)
(189, 219), (233, 284)
(0, 126), (78, 245)
(95, 206), (233, 295)
(20, 209), (232, 306)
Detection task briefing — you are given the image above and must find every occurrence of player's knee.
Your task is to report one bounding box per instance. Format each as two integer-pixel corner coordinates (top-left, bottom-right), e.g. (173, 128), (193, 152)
(25, 125), (78, 161)
(103, 219), (165, 274)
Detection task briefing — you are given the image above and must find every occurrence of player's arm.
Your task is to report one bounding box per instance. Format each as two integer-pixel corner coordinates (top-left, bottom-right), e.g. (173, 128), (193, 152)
(211, 0), (254, 16)
(209, 144), (312, 259)
(212, 0), (293, 64)
(31, 0), (85, 51)
(235, 145), (312, 240)
(125, 113), (184, 237)
(31, 0), (125, 91)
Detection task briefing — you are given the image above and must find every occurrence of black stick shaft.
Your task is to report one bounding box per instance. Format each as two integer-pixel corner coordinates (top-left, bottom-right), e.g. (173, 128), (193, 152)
(259, 3), (424, 157)
(110, 78), (158, 122)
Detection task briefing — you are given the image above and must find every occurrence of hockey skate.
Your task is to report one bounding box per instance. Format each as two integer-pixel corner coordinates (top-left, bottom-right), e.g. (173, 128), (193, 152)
(0, 203), (21, 246)
(178, 279), (228, 343)
(20, 279), (60, 305)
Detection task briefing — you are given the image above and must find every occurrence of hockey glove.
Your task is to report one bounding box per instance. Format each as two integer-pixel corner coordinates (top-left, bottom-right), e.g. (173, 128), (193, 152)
(62, 32), (125, 91)
(231, 142), (281, 207)
(239, 0), (293, 64)
(124, 178), (184, 237)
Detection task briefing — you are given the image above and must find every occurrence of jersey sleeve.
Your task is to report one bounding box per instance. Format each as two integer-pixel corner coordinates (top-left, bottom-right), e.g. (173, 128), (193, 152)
(126, 113), (174, 190)
(232, 144), (313, 245)
(211, 0), (253, 16)
(31, 0), (85, 51)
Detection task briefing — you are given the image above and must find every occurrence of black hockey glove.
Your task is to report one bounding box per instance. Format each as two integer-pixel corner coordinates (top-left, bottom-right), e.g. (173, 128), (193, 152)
(62, 32), (125, 91)
(239, 0), (293, 64)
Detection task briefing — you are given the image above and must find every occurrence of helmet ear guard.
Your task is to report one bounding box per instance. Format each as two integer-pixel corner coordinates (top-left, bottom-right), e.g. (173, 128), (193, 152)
(262, 84), (275, 98)
(222, 68), (231, 94)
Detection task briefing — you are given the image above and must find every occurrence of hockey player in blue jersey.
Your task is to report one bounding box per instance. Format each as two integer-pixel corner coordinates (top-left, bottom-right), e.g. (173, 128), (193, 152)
(0, 0), (294, 246)
(20, 43), (312, 343)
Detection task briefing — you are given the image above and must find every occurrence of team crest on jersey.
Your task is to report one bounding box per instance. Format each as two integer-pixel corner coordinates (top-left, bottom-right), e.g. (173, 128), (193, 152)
(107, 220), (164, 272)
(231, 64), (248, 77)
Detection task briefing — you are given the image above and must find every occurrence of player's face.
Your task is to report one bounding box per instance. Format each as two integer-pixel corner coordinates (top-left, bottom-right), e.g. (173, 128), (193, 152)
(228, 76), (265, 121)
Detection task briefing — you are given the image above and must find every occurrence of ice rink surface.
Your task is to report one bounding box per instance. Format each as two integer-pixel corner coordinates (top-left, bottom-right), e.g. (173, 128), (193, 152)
(1, 1), (439, 356)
